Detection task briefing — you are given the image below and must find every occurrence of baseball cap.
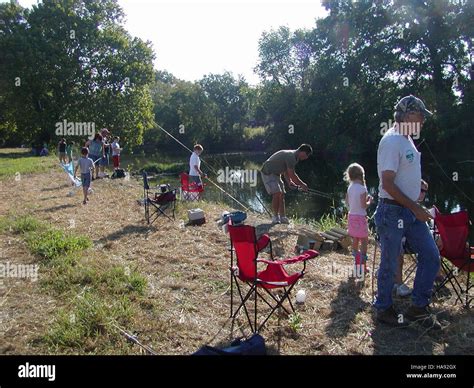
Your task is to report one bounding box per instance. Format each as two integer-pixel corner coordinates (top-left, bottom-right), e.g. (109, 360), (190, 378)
(395, 95), (433, 117)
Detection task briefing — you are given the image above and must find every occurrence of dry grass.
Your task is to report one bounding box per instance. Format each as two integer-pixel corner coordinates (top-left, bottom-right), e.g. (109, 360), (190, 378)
(0, 163), (473, 355)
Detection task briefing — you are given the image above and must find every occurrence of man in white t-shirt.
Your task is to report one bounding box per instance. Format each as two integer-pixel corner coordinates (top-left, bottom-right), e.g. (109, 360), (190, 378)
(374, 95), (442, 330)
(189, 144), (206, 188)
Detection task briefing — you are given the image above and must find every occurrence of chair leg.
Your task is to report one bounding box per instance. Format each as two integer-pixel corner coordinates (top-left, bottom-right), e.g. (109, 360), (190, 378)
(230, 270), (233, 318)
(466, 273), (469, 309)
(438, 260), (464, 305)
(260, 288), (292, 315)
(144, 200), (150, 224)
(465, 267), (472, 309)
(285, 286), (296, 314)
(258, 288), (292, 316)
(232, 279), (255, 332)
(254, 284), (257, 333)
(256, 283), (297, 333)
(402, 254), (417, 284)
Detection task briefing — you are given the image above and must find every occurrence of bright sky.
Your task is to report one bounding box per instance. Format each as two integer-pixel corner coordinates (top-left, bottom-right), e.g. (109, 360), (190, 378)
(13, 0), (327, 85)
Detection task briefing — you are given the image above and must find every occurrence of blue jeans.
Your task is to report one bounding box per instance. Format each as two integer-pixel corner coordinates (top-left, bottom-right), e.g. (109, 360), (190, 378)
(374, 202), (440, 310)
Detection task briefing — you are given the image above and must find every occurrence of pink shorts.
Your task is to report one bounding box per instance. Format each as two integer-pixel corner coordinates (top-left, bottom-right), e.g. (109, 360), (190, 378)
(348, 214), (368, 238)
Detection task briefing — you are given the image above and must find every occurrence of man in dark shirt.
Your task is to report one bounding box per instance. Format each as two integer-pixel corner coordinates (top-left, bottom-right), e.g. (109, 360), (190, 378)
(261, 144), (312, 224)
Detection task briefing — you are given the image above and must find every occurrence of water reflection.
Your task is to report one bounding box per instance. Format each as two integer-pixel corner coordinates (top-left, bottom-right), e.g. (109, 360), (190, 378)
(126, 151), (473, 237)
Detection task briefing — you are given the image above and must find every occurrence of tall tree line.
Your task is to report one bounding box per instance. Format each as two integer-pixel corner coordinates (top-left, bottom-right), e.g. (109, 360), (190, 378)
(1, 0), (472, 164)
(0, 0), (154, 148)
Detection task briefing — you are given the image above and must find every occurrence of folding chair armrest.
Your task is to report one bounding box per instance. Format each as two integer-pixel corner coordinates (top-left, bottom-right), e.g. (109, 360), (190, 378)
(257, 258), (282, 266)
(281, 249), (319, 264)
(257, 250), (318, 266)
(257, 256), (309, 280)
(256, 279), (288, 286)
(256, 234), (270, 251)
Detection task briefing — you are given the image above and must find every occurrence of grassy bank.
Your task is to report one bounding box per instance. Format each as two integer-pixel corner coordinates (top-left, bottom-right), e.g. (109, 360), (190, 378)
(0, 150), (472, 356)
(0, 149), (57, 179)
(0, 215), (146, 354)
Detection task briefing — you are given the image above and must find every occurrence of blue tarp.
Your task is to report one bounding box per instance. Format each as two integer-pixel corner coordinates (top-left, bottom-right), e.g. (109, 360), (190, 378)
(60, 162), (81, 187)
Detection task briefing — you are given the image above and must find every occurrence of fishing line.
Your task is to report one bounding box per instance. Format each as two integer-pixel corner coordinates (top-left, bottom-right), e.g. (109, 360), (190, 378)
(421, 139), (474, 204)
(205, 176), (250, 212)
(156, 123), (258, 212)
(222, 153), (272, 217)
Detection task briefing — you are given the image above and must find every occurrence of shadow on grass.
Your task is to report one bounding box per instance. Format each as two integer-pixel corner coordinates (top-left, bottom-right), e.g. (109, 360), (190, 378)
(97, 224), (157, 242)
(325, 278), (370, 340)
(0, 151), (35, 159)
(41, 186), (68, 192)
(255, 222), (278, 235)
(203, 315), (281, 355)
(370, 302), (462, 355)
(39, 204), (77, 212)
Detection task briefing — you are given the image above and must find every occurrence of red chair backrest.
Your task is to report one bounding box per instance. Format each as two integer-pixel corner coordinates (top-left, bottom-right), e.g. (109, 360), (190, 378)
(154, 191), (176, 204)
(434, 207), (470, 262)
(228, 224), (258, 282)
(180, 172), (204, 193)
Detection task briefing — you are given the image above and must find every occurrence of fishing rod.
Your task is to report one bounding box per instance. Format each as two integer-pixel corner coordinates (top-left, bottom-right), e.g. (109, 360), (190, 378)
(307, 187), (333, 196)
(111, 323), (158, 355)
(156, 123), (271, 215)
(222, 153), (273, 217)
(420, 139), (474, 204)
(73, 292), (158, 355)
(156, 123), (225, 178)
(307, 189), (335, 199)
(298, 190), (332, 199)
(255, 192), (273, 217)
(204, 176), (250, 212)
(291, 185), (335, 200)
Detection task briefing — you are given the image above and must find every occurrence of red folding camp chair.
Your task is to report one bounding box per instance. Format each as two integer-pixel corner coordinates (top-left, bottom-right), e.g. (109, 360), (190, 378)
(433, 206), (474, 308)
(143, 171), (176, 224)
(228, 221), (318, 332)
(179, 172), (204, 201)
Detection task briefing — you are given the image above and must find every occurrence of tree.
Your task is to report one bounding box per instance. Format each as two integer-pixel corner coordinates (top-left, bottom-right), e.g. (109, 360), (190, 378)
(199, 72), (249, 144)
(254, 0), (473, 163)
(0, 0), (155, 147)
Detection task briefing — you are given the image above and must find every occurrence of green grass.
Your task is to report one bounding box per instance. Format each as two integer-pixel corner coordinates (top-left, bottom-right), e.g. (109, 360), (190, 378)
(316, 213), (347, 231)
(0, 215), (148, 353)
(291, 213), (347, 231)
(136, 161), (185, 175)
(26, 229), (92, 262)
(0, 215), (42, 234)
(288, 312), (303, 333)
(0, 148), (57, 179)
(42, 292), (134, 350)
(40, 257), (147, 297)
(98, 266), (147, 296)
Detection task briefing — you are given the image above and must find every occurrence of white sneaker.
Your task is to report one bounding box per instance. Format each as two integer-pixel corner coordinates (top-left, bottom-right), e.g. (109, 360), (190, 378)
(272, 215), (280, 224)
(396, 283), (412, 297)
(279, 216), (290, 224)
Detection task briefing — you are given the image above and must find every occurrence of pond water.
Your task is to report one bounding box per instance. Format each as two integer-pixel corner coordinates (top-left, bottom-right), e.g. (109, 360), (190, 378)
(123, 150), (474, 237)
